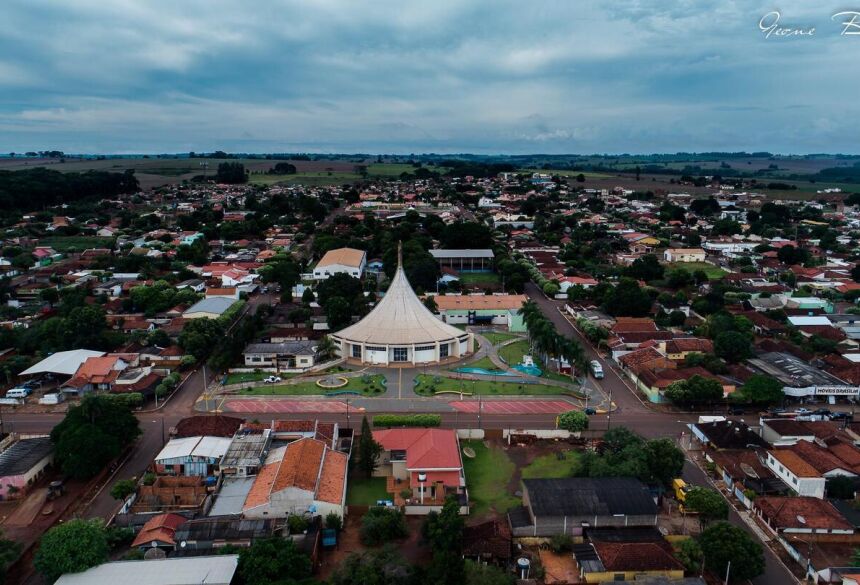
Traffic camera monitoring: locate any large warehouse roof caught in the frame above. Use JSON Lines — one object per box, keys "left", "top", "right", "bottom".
{"left": 334, "top": 247, "right": 464, "bottom": 345}
{"left": 20, "top": 349, "right": 105, "bottom": 377}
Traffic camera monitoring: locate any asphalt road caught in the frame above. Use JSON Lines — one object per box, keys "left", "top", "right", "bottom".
{"left": 4, "top": 286, "right": 799, "bottom": 584}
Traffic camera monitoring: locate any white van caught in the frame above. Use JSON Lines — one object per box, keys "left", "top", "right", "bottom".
{"left": 590, "top": 360, "right": 604, "bottom": 379}
{"left": 39, "top": 392, "right": 66, "bottom": 405}
{"left": 6, "top": 388, "right": 29, "bottom": 399}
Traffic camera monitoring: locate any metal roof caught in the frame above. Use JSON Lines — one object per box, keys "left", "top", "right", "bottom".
{"left": 429, "top": 249, "right": 495, "bottom": 259}
{"left": 183, "top": 297, "right": 237, "bottom": 316}
{"left": 20, "top": 349, "right": 105, "bottom": 377}
{"left": 0, "top": 437, "right": 52, "bottom": 477}
{"left": 54, "top": 555, "right": 239, "bottom": 585}
{"left": 155, "top": 436, "right": 232, "bottom": 462}
{"left": 522, "top": 477, "right": 657, "bottom": 518}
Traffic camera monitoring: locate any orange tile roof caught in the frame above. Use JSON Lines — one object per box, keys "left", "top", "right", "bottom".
{"left": 316, "top": 247, "right": 366, "bottom": 268}
{"left": 317, "top": 450, "right": 348, "bottom": 505}
{"left": 433, "top": 295, "right": 527, "bottom": 311}
{"left": 770, "top": 449, "right": 822, "bottom": 478}
{"left": 274, "top": 438, "right": 325, "bottom": 492}
{"left": 243, "top": 461, "right": 279, "bottom": 510}
{"left": 756, "top": 496, "right": 852, "bottom": 530}
{"left": 131, "top": 513, "right": 187, "bottom": 547}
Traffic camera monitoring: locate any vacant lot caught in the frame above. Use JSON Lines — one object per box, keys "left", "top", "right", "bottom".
{"left": 462, "top": 440, "right": 518, "bottom": 517}
{"left": 521, "top": 450, "right": 581, "bottom": 479}
{"left": 665, "top": 261, "right": 726, "bottom": 280}
{"left": 40, "top": 236, "right": 114, "bottom": 252}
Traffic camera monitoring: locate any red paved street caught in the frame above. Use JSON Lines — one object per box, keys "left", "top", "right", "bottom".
{"left": 448, "top": 400, "right": 573, "bottom": 414}
{"left": 223, "top": 399, "right": 363, "bottom": 413}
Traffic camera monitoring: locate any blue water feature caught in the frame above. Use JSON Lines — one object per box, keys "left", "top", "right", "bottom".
{"left": 513, "top": 364, "right": 543, "bottom": 376}
{"left": 453, "top": 367, "right": 519, "bottom": 376}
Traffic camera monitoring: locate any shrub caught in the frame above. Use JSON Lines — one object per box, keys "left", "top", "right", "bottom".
{"left": 373, "top": 414, "right": 441, "bottom": 428}
{"left": 550, "top": 534, "right": 573, "bottom": 553}
{"left": 107, "top": 392, "right": 143, "bottom": 408}
{"left": 325, "top": 511, "right": 343, "bottom": 531}
{"left": 288, "top": 515, "right": 308, "bottom": 534}
{"left": 360, "top": 507, "right": 408, "bottom": 546}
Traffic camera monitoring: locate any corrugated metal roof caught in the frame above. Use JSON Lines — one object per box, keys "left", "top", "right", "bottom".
{"left": 54, "top": 555, "right": 239, "bottom": 585}
{"left": 155, "top": 436, "right": 232, "bottom": 462}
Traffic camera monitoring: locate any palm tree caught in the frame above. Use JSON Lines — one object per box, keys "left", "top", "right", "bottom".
{"left": 316, "top": 335, "right": 337, "bottom": 361}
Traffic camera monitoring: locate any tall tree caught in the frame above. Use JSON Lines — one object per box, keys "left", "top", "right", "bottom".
{"left": 699, "top": 521, "right": 765, "bottom": 582}
{"left": 34, "top": 519, "right": 109, "bottom": 583}
{"left": 356, "top": 416, "right": 382, "bottom": 477}
{"left": 236, "top": 537, "right": 312, "bottom": 585}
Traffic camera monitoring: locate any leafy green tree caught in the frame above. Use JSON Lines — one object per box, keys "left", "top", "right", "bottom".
{"left": 50, "top": 396, "right": 141, "bottom": 479}
{"left": 423, "top": 295, "right": 438, "bottom": 312}
{"left": 625, "top": 254, "right": 665, "bottom": 282}
{"left": 301, "top": 287, "right": 315, "bottom": 305}
{"left": 325, "top": 297, "right": 352, "bottom": 330}
{"left": 736, "top": 374, "right": 783, "bottom": 405}
{"left": 423, "top": 496, "right": 464, "bottom": 554}
{"left": 557, "top": 410, "right": 589, "bottom": 433}
{"left": 236, "top": 537, "right": 311, "bottom": 585}
{"left": 0, "top": 530, "right": 22, "bottom": 584}
{"left": 34, "top": 519, "right": 109, "bottom": 583}
{"left": 673, "top": 538, "right": 703, "bottom": 573}
{"left": 643, "top": 438, "right": 684, "bottom": 488}
{"left": 356, "top": 416, "right": 382, "bottom": 477}
{"left": 714, "top": 330, "right": 752, "bottom": 363}
{"left": 215, "top": 162, "right": 247, "bottom": 184}
{"left": 665, "top": 375, "right": 723, "bottom": 407}
{"left": 330, "top": 547, "right": 413, "bottom": 585}
{"left": 699, "top": 521, "right": 765, "bottom": 582}
{"left": 360, "top": 508, "right": 408, "bottom": 546}
{"left": 684, "top": 487, "right": 729, "bottom": 526}
{"left": 109, "top": 479, "right": 136, "bottom": 501}
{"left": 604, "top": 278, "right": 653, "bottom": 317}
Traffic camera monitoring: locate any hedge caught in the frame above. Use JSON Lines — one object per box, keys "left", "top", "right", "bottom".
{"left": 106, "top": 392, "right": 144, "bottom": 408}
{"left": 373, "top": 414, "right": 441, "bottom": 428}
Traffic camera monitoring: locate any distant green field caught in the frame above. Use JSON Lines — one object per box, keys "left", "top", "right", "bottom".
{"left": 458, "top": 273, "right": 501, "bottom": 285}
{"left": 665, "top": 261, "right": 726, "bottom": 280}
{"left": 41, "top": 236, "right": 114, "bottom": 252}
{"left": 517, "top": 168, "right": 613, "bottom": 179}
{"left": 249, "top": 171, "right": 360, "bottom": 186}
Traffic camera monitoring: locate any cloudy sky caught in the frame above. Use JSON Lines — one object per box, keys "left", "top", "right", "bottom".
{"left": 1, "top": 0, "right": 858, "bottom": 154}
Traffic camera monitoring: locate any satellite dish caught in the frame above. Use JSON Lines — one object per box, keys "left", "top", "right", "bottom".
{"left": 144, "top": 548, "right": 166, "bottom": 560}
{"left": 740, "top": 463, "right": 759, "bottom": 479}
{"left": 180, "top": 541, "right": 187, "bottom": 548}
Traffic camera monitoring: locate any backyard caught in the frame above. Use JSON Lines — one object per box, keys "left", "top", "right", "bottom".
{"left": 462, "top": 440, "right": 519, "bottom": 517}
{"left": 346, "top": 476, "right": 389, "bottom": 506}
{"left": 521, "top": 450, "right": 582, "bottom": 479}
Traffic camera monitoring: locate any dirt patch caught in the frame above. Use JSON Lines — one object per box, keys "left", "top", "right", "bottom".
{"left": 540, "top": 549, "right": 581, "bottom": 584}
{"left": 318, "top": 512, "right": 431, "bottom": 581}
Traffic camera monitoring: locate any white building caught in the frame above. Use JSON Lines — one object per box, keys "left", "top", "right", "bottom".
{"left": 766, "top": 450, "right": 827, "bottom": 499}
{"left": 662, "top": 248, "right": 706, "bottom": 263}
{"left": 312, "top": 247, "right": 367, "bottom": 280}
{"left": 332, "top": 246, "right": 473, "bottom": 365}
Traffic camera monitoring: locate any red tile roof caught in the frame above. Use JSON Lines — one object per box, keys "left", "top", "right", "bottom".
{"left": 593, "top": 541, "right": 684, "bottom": 572}
{"left": 373, "top": 428, "right": 462, "bottom": 472}
{"left": 131, "top": 513, "right": 187, "bottom": 547}
{"left": 756, "top": 496, "right": 852, "bottom": 531}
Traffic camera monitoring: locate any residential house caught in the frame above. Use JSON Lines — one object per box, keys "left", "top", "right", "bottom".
{"left": 433, "top": 294, "right": 527, "bottom": 332}
{"left": 131, "top": 513, "right": 187, "bottom": 551}
{"left": 172, "top": 517, "right": 275, "bottom": 553}
{"left": 242, "top": 437, "right": 348, "bottom": 519}
{"left": 62, "top": 355, "right": 129, "bottom": 395}
{"left": 575, "top": 540, "right": 685, "bottom": 583}
{"left": 372, "top": 428, "right": 468, "bottom": 513}
{"left": 242, "top": 341, "right": 318, "bottom": 372}
{"left": 755, "top": 496, "right": 854, "bottom": 539}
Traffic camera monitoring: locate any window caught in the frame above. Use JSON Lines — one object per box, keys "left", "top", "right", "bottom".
{"left": 367, "top": 346, "right": 386, "bottom": 352}
{"left": 352, "top": 345, "right": 362, "bottom": 359}
{"left": 440, "top": 344, "right": 449, "bottom": 358}
{"left": 415, "top": 345, "right": 434, "bottom": 352}
{"left": 393, "top": 347, "right": 408, "bottom": 362}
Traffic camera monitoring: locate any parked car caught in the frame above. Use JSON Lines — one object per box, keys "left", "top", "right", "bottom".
{"left": 263, "top": 376, "right": 282, "bottom": 384}
{"left": 812, "top": 408, "right": 832, "bottom": 416}
{"left": 584, "top": 407, "right": 596, "bottom": 415}
{"left": 5, "top": 388, "right": 30, "bottom": 399}
{"left": 590, "top": 360, "right": 604, "bottom": 379}
{"left": 830, "top": 412, "right": 852, "bottom": 421}
{"left": 767, "top": 407, "right": 786, "bottom": 415}
{"left": 796, "top": 408, "right": 810, "bottom": 415}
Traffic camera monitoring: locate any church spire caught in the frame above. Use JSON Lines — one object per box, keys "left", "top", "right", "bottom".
{"left": 397, "top": 241, "right": 403, "bottom": 268}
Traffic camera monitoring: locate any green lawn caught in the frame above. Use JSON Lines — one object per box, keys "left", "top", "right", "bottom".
{"left": 239, "top": 374, "right": 386, "bottom": 396}
{"left": 40, "top": 236, "right": 115, "bottom": 252}
{"left": 498, "top": 340, "right": 530, "bottom": 366}
{"left": 521, "top": 451, "right": 582, "bottom": 479}
{"left": 665, "top": 261, "right": 726, "bottom": 280}
{"left": 346, "top": 476, "right": 390, "bottom": 506}
{"left": 414, "top": 374, "right": 568, "bottom": 396}
{"left": 481, "top": 332, "right": 521, "bottom": 346}
{"left": 458, "top": 273, "right": 501, "bottom": 285}
{"left": 226, "top": 371, "right": 274, "bottom": 385}
{"left": 462, "top": 440, "right": 519, "bottom": 516}
{"left": 459, "top": 356, "right": 497, "bottom": 370}
{"left": 249, "top": 171, "right": 361, "bottom": 186}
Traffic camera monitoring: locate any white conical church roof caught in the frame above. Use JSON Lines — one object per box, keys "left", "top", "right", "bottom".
{"left": 333, "top": 246, "right": 464, "bottom": 346}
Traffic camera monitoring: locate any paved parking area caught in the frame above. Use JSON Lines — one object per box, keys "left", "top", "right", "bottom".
{"left": 449, "top": 400, "right": 573, "bottom": 414}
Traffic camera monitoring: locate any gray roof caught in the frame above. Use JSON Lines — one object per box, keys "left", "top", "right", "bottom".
{"left": 20, "top": 349, "right": 105, "bottom": 377}
{"left": 175, "top": 517, "right": 274, "bottom": 543}
{"left": 54, "top": 555, "right": 239, "bottom": 585}
{"left": 183, "top": 297, "right": 236, "bottom": 316}
{"left": 243, "top": 341, "right": 317, "bottom": 356}
{"left": 0, "top": 437, "right": 52, "bottom": 477}
{"left": 208, "top": 477, "right": 255, "bottom": 517}
{"left": 429, "top": 249, "right": 495, "bottom": 259}
{"left": 522, "top": 477, "right": 657, "bottom": 518}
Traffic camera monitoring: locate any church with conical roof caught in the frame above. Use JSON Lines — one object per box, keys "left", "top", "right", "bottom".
{"left": 331, "top": 245, "right": 474, "bottom": 366}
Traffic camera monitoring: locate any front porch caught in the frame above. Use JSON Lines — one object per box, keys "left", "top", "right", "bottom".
{"left": 385, "top": 476, "right": 468, "bottom": 513}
